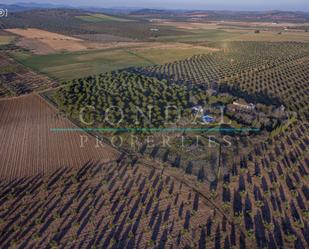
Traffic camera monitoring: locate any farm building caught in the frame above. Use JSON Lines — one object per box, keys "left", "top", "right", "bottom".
{"left": 231, "top": 99, "right": 256, "bottom": 111}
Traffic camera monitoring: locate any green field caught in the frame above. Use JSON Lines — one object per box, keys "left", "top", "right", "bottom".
{"left": 11, "top": 49, "right": 152, "bottom": 81}
{"left": 11, "top": 46, "right": 213, "bottom": 81}
{"left": 0, "top": 35, "right": 15, "bottom": 46}
{"left": 128, "top": 46, "right": 214, "bottom": 64}
{"left": 152, "top": 28, "right": 308, "bottom": 43}
{"left": 225, "top": 30, "right": 309, "bottom": 43}
{"left": 9, "top": 28, "right": 240, "bottom": 82}
{"left": 76, "top": 13, "right": 135, "bottom": 23}
{"left": 154, "top": 29, "right": 246, "bottom": 42}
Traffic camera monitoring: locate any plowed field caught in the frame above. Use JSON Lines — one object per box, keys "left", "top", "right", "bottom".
{"left": 0, "top": 94, "right": 119, "bottom": 180}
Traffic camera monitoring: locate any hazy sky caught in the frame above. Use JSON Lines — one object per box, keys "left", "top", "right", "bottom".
{"left": 3, "top": 0, "right": 309, "bottom": 11}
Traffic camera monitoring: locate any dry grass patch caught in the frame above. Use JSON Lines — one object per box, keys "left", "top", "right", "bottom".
{"left": 6, "top": 28, "right": 88, "bottom": 54}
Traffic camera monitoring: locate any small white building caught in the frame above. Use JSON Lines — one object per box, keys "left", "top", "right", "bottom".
{"left": 192, "top": 105, "right": 204, "bottom": 113}
{"left": 232, "top": 100, "right": 255, "bottom": 111}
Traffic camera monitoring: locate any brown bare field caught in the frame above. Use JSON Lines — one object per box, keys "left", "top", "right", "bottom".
{"left": 0, "top": 94, "right": 119, "bottom": 180}
{"left": 131, "top": 42, "right": 220, "bottom": 52}
{"left": 158, "top": 21, "right": 220, "bottom": 30}
{"left": 5, "top": 28, "right": 218, "bottom": 55}
{"left": 6, "top": 28, "right": 83, "bottom": 41}
{"left": 5, "top": 28, "right": 88, "bottom": 54}
{"left": 75, "top": 33, "right": 134, "bottom": 42}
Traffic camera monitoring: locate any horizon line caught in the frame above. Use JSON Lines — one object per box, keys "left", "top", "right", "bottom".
{"left": 4, "top": 2, "right": 309, "bottom": 13}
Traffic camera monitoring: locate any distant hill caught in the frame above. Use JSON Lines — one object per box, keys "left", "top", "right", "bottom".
{"left": 130, "top": 9, "right": 185, "bottom": 15}
{"left": 1, "top": 4, "right": 308, "bottom": 22}
{"left": 0, "top": 3, "right": 137, "bottom": 14}
{"left": 0, "top": 4, "right": 35, "bottom": 12}
{"left": 0, "top": 2, "right": 72, "bottom": 13}
{"left": 130, "top": 9, "right": 309, "bottom": 23}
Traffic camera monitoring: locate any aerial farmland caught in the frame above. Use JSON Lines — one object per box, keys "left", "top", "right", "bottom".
{"left": 0, "top": 2, "right": 308, "bottom": 249}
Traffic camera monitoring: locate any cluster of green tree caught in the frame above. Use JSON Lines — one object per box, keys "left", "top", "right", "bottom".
{"left": 54, "top": 72, "right": 193, "bottom": 129}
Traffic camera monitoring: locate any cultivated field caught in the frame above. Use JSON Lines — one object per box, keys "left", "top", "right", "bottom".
{"left": 76, "top": 13, "right": 135, "bottom": 23}
{"left": 158, "top": 21, "right": 297, "bottom": 30}
{"left": 0, "top": 35, "right": 15, "bottom": 46}
{"left": 7, "top": 28, "right": 182, "bottom": 55}
{"left": 5, "top": 28, "right": 90, "bottom": 54}
{"left": 0, "top": 157, "right": 241, "bottom": 249}
{"left": 0, "top": 7, "right": 308, "bottom": 249}
{"left": 75, "top": 33, "right": 134, "bottom": 42}
{"left": 131, "top": 42, "right": 309, "bottom": 90}
{"left": 154, "top": 29, "right": 245, "bottom": 43}
{"left": 156, "top": 21, "right": 309, "bottom": 43}
{"left": 11, "top": 44, "right": 216, "bottom": 81}
{"left": 5, "top": 28, "right": 156, "bottom": 55}
{"left": 225, "top": 31, "right": 309, "bottom": 43}
{"left": 0, "top": 54, "right": 57, "bottom": 96}
{"left": 0, "top": 94, "right": 118, "bottom": 180}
